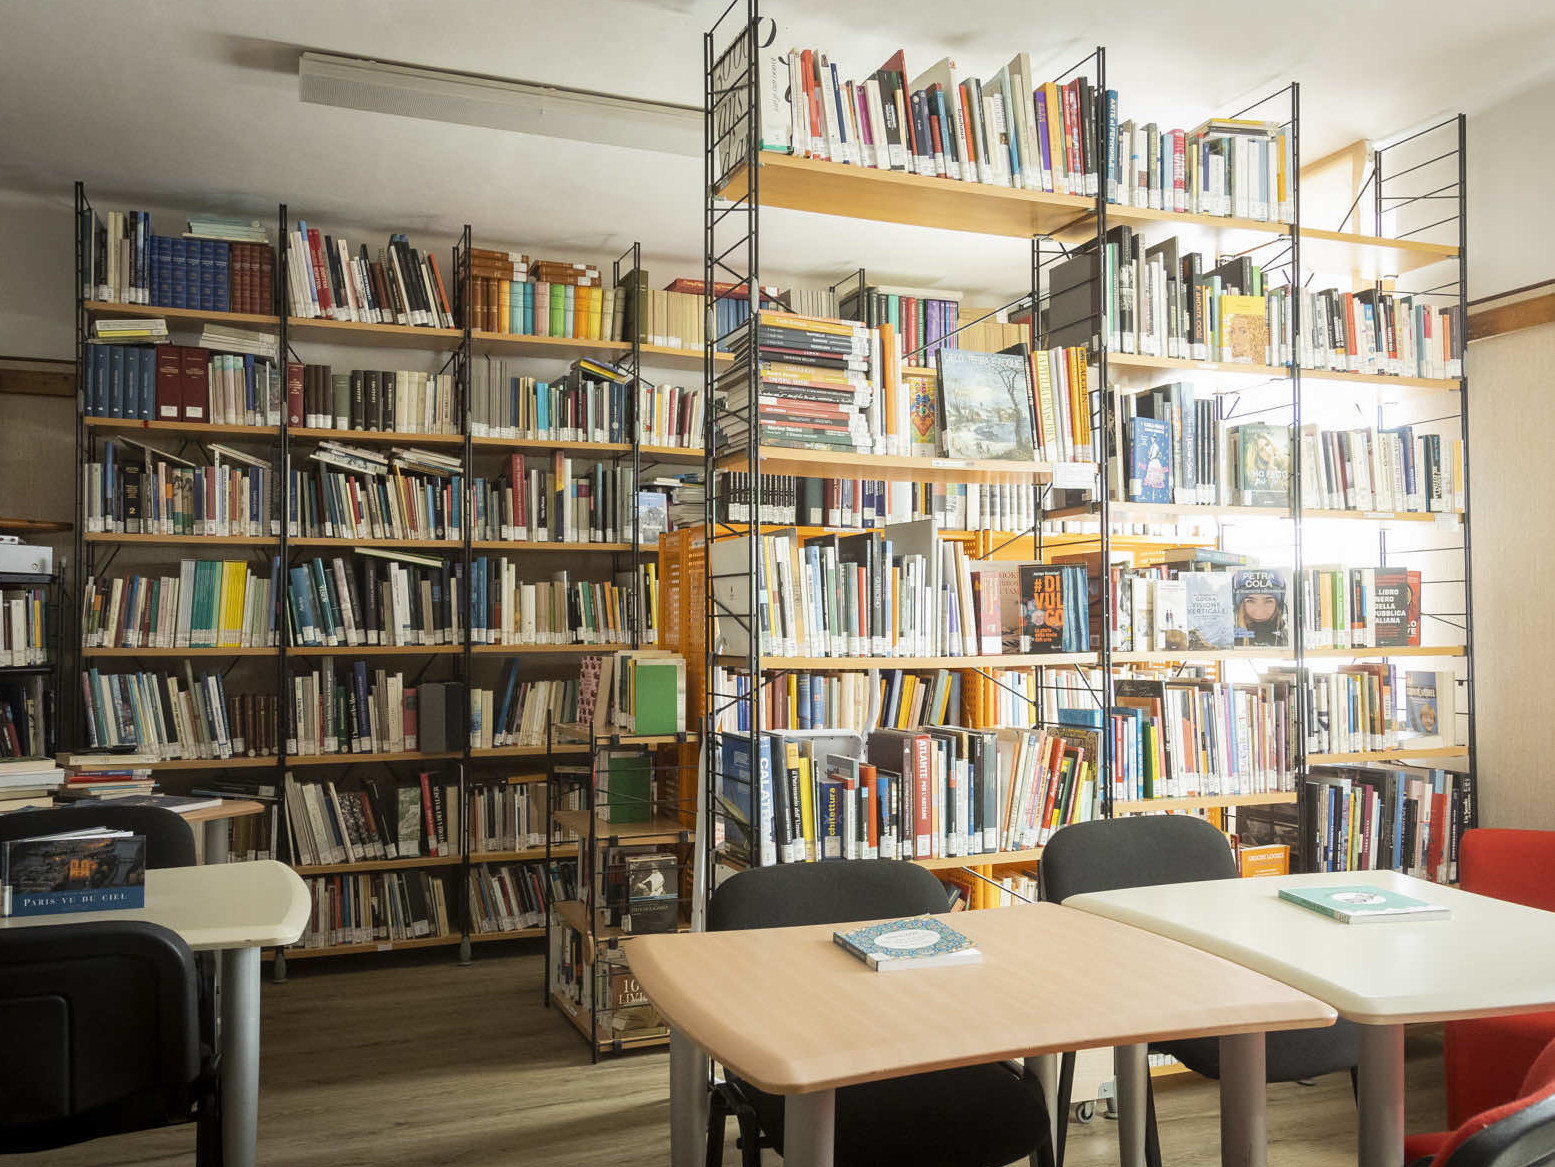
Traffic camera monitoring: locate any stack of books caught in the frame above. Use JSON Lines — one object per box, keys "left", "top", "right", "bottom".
{"left": 0, "top": 756, "right": 66, "bottom": 812}
{"left": 719, "top": 311, "right": 873, "bottom": 454}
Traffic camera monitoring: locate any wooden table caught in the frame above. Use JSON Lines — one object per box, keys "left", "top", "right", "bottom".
{"left": 627, "top": 903, "right": 1336, "bottom": 1167}
{"left": 182, "top": 797, "right": 267, "bottom": 863}
{"left": 1067, "top": 869, "right": 1555, "bottom": 1167}
{"left": 1, "top": 861, "right": 309, "bottom": 1167}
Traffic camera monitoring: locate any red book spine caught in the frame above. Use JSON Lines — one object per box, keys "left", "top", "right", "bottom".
{"left": 155, "top": 344, "right": 183, "bottom": 420}
{"left": 860, "top": 764, "right": 878, "bottom": 854}
{"left": 307, "top": 228, "right": 333, "bottom": 315}
{"left": 180, "top": 346, "right": 206, "bottom": 422}
{"left": 912, "top": 734, "right": 933, "bottom": 858}
{"left": 419, "top": 772, "right": 438, "bottom": 856}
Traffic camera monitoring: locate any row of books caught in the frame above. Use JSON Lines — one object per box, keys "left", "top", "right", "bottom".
{"left": 84, "top": 442, "right": 278, "bottom": 536}
{"left": 291, "top": 443, "right": 462, "bottom": 542}
{"left": 838, "top": 282, "right": 961, "bottom": 368}
{"left": 1108, "top": 114, "right": 1292, "bottom": 222}
{"left": 83, "top": 343, "right": 281, "bottom": 426}
{"left": 282, "top": 771, "right": 460, "bottom": 865}
{"left": 291, "top": 871, "right": 452, "bottom": 949}
{"left": 291, "top": 364, "right": 457, "bottom": 435}
{"left": 470, "top": 563, "right": 634, "bottom": 647}
{"left": 82, "top": 560, "right": 278, "bottom": 650}
{"left": 468, "top": 861, "right": 553, "bottom": 933}
{"left": 1, "top": 587, "right": 48, "bottom": 667}
{"left": 712, "top": 524, "right": 1091, "bottom": 659}
{"left": 1299, "top": 426, "right": 1464, "bottom": 514}
{"left": 0, "top": 677, "right": 53, "bottom": 762}
{"left": 468, "top": 454, "right": 637, "bottom": 545}
{"left": 1292, "top": 287, "right": 1463, "bottom": 380}
{"left": 716, "top": 473, "right": 1043, "bottom": 536}
{"left": 469, "top": 779, "right": 582, "bottom": 854}
{"left": 285, "top": 224, "right": 455, "bottom": 328}
{"left": 1300, "top": 665, "right": 1461, "bottom": 757}
{"left": 713, "top": 668, "right": 963, "bottom": 736}
{"left": 1108, "top": 676, "right": 1296, "bottom": 802}
{"left": 982, "top": 666, "right": 1106, "bottom": 732}
{"left": 936, "top": 345, "right": 1093, "bottom": 463}
{"left": 79, "top": 667, "right": 273, "bottom": 759}
{"left": 1300, "top": 567, "right": 1423, "bottom": 650}
{"left": 79, "top": 208, "right": 274, "bottom": 311}
{"left": 469, "top": 674, "right": 577, "bottom": 750}
{"left": 1301, "top": 765, "right": 1472, "bottom": 884}
{"left": 287, "top": 552, "right": 457, "bottom": 649}
{"left": 285, "top": 667, "right": 462, "bottom": 758}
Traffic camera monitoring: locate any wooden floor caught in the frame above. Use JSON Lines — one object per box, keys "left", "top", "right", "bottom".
{"left": 23, "top": 944, "right": 1448, "bottom": 1166}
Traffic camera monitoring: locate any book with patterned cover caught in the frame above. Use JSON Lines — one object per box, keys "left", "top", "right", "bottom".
{"left": 833, "top": 914, "right": 982, "bottom": 971}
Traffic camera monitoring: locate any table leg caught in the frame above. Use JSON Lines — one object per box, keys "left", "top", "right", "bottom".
{"left": 1219, "top": 1031, "right": 1268, "bottom": 1167}
{"left": 784, "top": 1089, "right": 836, "bottom": 1167}
{"left": 669, "top": 1029, "right": 709, "bottom": 1167}
{"left": 220, "top": 946, "right": 261, "bottom": 1167}
{"left": 1024, "top": 1054, "right": 1060, "bottom": 1165}
{"left": 1358, "top": 1023, "right": 1405, "bottom": 1167}
{"left": 202, "top": 818, "right": 229, "bottom": 865}
{"left": 1116, "top": 1043, "right": 1148, "bottom": 1167}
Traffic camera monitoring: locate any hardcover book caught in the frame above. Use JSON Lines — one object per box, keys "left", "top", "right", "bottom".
{"left": 1185, "top": 571, "right": 1235, "bottom": 650}
{"left": 623, "top": 852, "right": 679, "bottom": 934}
{"left": 2, "top": 829, "right": 146, "bottom": 917}
{"left": 1232, "top": 568, "right": 1289, "bottom": 648}
{"left": 1278, "top": 884, "right": 1449, "bottom": 925}
{"left": 833, "top": 914, "right": 982, "bottom": 971}
{"left": 934, "top": 349, "right": 1036, "bottom": 460}
{"left": 1127, "top": 417, "right": 1171, "bottom": 503}
{"left": 1235, "top": 424, "right": 1291, "bottom": 507}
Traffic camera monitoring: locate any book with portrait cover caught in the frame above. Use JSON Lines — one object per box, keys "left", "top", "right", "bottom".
{"left": 1405, "top": 670, "right": 1456, "bottom": 748}
{"left": 1232, "top": 568, "right": 1289, "bottom": 647}
{"left": 1234, "top": 423, "right": 1291, "bottom": 507}
{"left": 2, "top": 829, "right": 146, "bottom": 917}
{"left": 1221, "top": 294, "right": 1270, "bottom": 364}
{"left": 934, "top": 349, "right": 1036, "bottom": 460}
{"left": 1018, "top": 565, "right": 1068, "bottom": 653}
{"left": 1128, "top": 417, "right": 1171, "bottom": 503}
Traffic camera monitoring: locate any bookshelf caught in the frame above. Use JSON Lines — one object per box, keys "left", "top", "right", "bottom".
{"left": 69, "top": 186, "right": 699, "bottom": 974}
{"left": 698, "top": 11, "right": 1476, "bottom": 892}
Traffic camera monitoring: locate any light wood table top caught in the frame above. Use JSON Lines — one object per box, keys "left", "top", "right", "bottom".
{"left": 182, "top": 798, "right": 267, "bottom": 823}
{"left": 1067, "top": 869, "right": 1555, "bottom": 1025}
{"left": 627, "top": 902, "right": 1335, "bottom": 1094}
{"left": 0, "top": 860, "right": 309, "bottom": 951}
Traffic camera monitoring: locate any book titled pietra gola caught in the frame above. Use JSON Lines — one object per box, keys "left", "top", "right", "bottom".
{"left": 1, "top": 829, "right": 146, "bottom": 917}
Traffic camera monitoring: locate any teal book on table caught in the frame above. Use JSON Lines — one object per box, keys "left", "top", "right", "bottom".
{"left": 1278, "top": 884, "right": 1450, "bottom": 925}
{"left": 833, "top": 915, "right": 982, "bottom": 972}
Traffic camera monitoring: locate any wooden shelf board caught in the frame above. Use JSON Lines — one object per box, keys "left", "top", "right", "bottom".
{"left": 1299, "top": 228, "right": 1459, "bottom": 278}
{"left": 469, "top": 540, "right": 634, "bottom": 553}
{"left": 469, "top": 743, "right": 588, "bottom": 758}
{"left": 0, "top": 518, "right": 71, "bottom": 533}
{"left": 85, "top": 533, "right": 276, "bottom": 546}
{"left": 716, "top": 653, "right": 1098, "bottom": 671}
{"left": 549, "top": 989, "right": 671, "bottom": 1051}
{"left": 1053, "top": 502, "right": 1460, "bottom": 525}
{"left": 1108, "top": 353, "right": 1289, "bottom": 381}
{"left": 287, "top": 538, "right": 462, "bottom": 550}
{"left": 135, "top": 756, "right": 279, "bottom": 772}
{"left": 553, "top": 724, "right": 698, "bottom": 747}
{"left": 1102, "top": 203, "right": 1292, "bottom": 237}
{"left": 470, "top": 643, "right": 627, "bottom": 655}
{"left": 471, "top": 435, "right": 631, "bottom": 455}
{"left": 1305, "top": 645, "right": 1465, "bottom": 659}
{"left": 469, "top": 927, "right": 546, "bottom": 943}
{"left": 642, "top": 343, "right": 727, "bottom": 370}
{"left": 292, "top": 854, "right": 462, "bottom": 876}
{"left": 286, "top": 317, "right": 464, "bottom": 350}
{"left": 717, "top": 446, "right": 1060, "bottom": 486}
{"left": 638, "top": 444, "right": 704, "bottom": 463}
{"left": 287, "top": 644, "right": 463, "bottom": 657}
{"left": 718, "top": 153, "right": 1096, "bottom": 239}
{"left": 287, "top": 427, "right": 465, "bottom": 446}
{"left": 1114, "top": 645, "right": 1463, "bottom": 663}
{"left": 1300, "top": 369, "right": 1463, "bottom": 392}
{"left": 279, "top": 934, "right": 461, "bottom": 960}
{"left": 1304, "top": 509, "right": 1461, "bottom": 524}
{"left": 913, "top": 848, "right": 1043, "bottom": 871}
{"left": 469, "top": 842, "right": 579, "bottom": 864}
{"left": 471, "top": 331, "right": 629, "bottom": 360}
{"left": 286, "top": 750, "right": 462, "bottom": 767}
{"left": 84, "top": 417, "right": 279, "bottom": 437}
{"left": 1308, "top": 746, "right": 1469, "bottom": 765}
{"left": 83, "top": 646, "right": 275, "bottom": 657}
{"left": 87, "top": 301, "right": 280, "bottom": 328}
{"left": 1113, "top": 791, "right": 1298, "bottom": 814}
{"left": 550, "top": 809, "right": 692, "bottom": 844}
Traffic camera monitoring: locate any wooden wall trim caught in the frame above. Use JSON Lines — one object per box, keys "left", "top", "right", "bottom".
{"left": 1469, "top": 291, "right": 1555, "bottom": 342}
{"left": 0, "top": 356, "right": 73, "bottom": 398}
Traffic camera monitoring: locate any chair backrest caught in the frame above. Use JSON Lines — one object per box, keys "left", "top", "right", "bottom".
{"left": 708, "top": 859, "right": 951, "bottom": 932}
{"left": 0, "top": 921, "right": 200, "bottom": 1152}
{"left": 1435, "top": 1039, "right": 1555, "bottom": 1166}
{"left": 1038, "top": 816, "right": 1238, "bottom": 904}
{"left": 1460, "top": 830, "right": 1555, "bottom": 914}
{"left": 0, "top": 805, "right": 196, "bottom": 869}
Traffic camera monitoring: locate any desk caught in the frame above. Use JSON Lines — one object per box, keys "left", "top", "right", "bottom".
{"left": 1067, "top": 869, "right": 1555, "bottom": 1167}
{"left": 628, "top": 903, "right": 1335, "bottom": 1167}
{"left": 1, "top": 860, "right": 309, "bottom": 1167}
{"left": 182, "top": 798, "right": 267, "bottom": 863}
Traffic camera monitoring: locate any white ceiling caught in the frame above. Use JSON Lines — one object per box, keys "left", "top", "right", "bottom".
{"left": 3, "top": 0, "right": 1554, "bottom": 303}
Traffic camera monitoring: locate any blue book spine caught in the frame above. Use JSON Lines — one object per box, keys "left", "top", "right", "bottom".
{"left": 139, "top": 346, "right": 156, "bottom": 420}
{"left": 214, "top": 242, "right": 230, "bottom": 312}
{"left": 243, "top": 355, "right": 256, "bottom": 423}
{"left": 719, "top": 735, "right": 754, "bottom": 854}
{"left": 6, "top": 885, "right": 146, "bottom": 917}
{"left": 757, "top": 732, "right": 777, "bottom": 866}
{"left": 796, "top": 674, "right": 812, "bottom": 730}
{"left": 108, "top": 345, "right": 125, "bottom": 418}
{"left": 84, "top": 345, "right": 101, "bottom": 415}
{"left": 199, "top": 239, "right": 215, "bottom": 311}
{"left": 351, "top": 661, "right": 371, "bottom": 750}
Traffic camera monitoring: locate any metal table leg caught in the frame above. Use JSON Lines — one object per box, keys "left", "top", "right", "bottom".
{"left": 670, "top": 1029, "right": 710, "bottom": 1167}
{"left": 1116, "top": 1044, "right": 1149, "bottom": 1167}
{"left": 220, "top": 946, "right": 261, "bottom": 1167}
{"left": 1358, "top": 1023, "right": 1405, "bottom": 1167}
{"left": 203, "top": 817, "right": 229, "bottom": 865}
{"left": 784, "top": 1089, "right": 836, "bottom": 1167}
{"left": 1025, "top": 1053, "right": 1061, "bottom": 1166}
{"left": 1219, "top": 1031, "right": 1268, "bottom": 1167}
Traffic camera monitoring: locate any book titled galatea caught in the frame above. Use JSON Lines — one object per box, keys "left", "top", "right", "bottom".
{"left": 833, "top": 915, "right": 982, "bottom": 971}
{"left": 1, "top": 828, "right": 146, "bottom": 917}
{"left": 1278, "top": 884, "right": 1449, "bottom": 925}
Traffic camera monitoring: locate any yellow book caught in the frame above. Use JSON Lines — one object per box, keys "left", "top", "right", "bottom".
{"left": 797, "top": 754, "right": 816, "bottom": 863}
{"left": 498, "top": 281, "right": 512, "bottom": 335}
{"left": 590, "top": 285, "right": 604, "bottom": 341}
{"left": 1043, "top": 83, "right": 1067, "bottom": 193}
{"left": 1033, "top": 350, "right": 1057, "bottom": 458}
{"left": 896, "top": 675, "right": 918, "bottom": 730}
{"left": 1219, "top": 294, "right": 1269, "bottom": 364}
{"left": 786, "top": 674, "right": 798, "bottom": 726}
{"left": 218, "top": 561, "right": 243, "bottom": 648}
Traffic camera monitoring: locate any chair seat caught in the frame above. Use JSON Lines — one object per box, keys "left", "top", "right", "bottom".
{"left": 1153, "top": 1018, "right": 1361, "bottom": 1082}
{"left": 1404, "top": 1130, "right": 1448, "bottom": 1163}
{"left": 1444, "top": 1011, "right": 1555, "bottom": 1127}
{"left": 735, "top": 1061, "right": 1046, "bottom": 1167}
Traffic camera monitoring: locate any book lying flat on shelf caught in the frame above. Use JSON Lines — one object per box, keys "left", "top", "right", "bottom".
{"left": 833, "top": 914, "right": 981, "bottom": 971}
{"left": 2, "top": 829, "right": 147, "bottom": 917}
{"left": 1278, "top": 884, "right": 1449, "bottom": 925}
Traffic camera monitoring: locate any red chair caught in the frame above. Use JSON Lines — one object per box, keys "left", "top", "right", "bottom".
{"left": 1444, "top": 830, "right": 1555, "bottom": 1126}
{"left": 1406, "top": 1038, "right": 1555, "bottom": 1166}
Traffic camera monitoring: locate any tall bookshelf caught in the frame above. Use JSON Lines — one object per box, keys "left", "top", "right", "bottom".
{"left": 70, "top": 186, "right": 706, "bottom": 976}
{"left": 698, "top": 9, "right": 1474, "bottom": 896}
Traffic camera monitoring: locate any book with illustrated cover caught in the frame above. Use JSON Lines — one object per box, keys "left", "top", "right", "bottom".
{"left": 1018, "top": 566, "right": 1067, "bottom": 653}
{"left": 1128, "top": 417, "right": 1171, "bottom": 503}
{"left": 1220, "top": 294, "right": 1269, "bottom": 363}
{"left": 1233, "top": 423, "right": 1291, "bottom": 507}
{"left": 833, "top": 914, "right": 981, "bottom": 971}
{"left": 1233, "top": 569, "right": 1289, "bottom": 648}
{"left": 1185, "top": 571, "right": 1235, "bottom": 650}
{"left": 934, "top": 349, "right": 1035, "bottom": 460}
{"left": 2, "top": 829, "right": 146, "bottom": 917}
{"left": 1152, "top": 578, "right": 1188, "bottom": 652}
{"left": 623, "top": 852, "right": 679, "bottom": 934}
{"left": 1278, "top": 884, "right": 1449, "bottom": 924}
{"left": 1405, "top": 670, "right": 1456, "bottom": 747}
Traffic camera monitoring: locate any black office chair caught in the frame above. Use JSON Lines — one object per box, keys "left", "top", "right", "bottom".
{"left": 1039, "top": 816, "right": 1361, "bottom": 1167}
{"left": 0, "top": 804, "right": 197, "bottom": 868}
{"left": 705, "top": 859, "right": 1055, "bottom": 1167}
{"left": 0, "top": 920, "right": 221, "bottom": 1162}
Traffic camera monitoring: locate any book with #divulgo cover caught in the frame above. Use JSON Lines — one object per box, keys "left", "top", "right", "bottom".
{"left": 833, "top": 914, "right": 982, "bottom": 971}
{"left": 2, "top": 829, "right": 146, "bottom": 916}
{"left": 1278, "top": 884, "right": 1449, "bottom": 924}
{"left": 934, "top": 349, "right": 1036, "bottom": 460}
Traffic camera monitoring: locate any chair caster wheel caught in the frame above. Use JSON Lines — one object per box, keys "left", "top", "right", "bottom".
{"left": 1075, "top": 1101, "right": 1097, "bottom": 1124}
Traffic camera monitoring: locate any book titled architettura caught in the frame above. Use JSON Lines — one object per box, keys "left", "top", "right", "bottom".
{"left": 833, "top": 915, "right": 982, "bottom": 972}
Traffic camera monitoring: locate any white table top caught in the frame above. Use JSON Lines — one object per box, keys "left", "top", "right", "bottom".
{"left": 1068, "top": 870, "right": 1555, "bottom": 1025}
{"left": 1, "top": 860, "right": 310, "bottom": 951}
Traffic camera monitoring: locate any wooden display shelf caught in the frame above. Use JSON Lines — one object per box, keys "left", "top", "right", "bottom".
{"left": 1308, "top": 746, "right": 1469, "bottom": 766}
{"left": 84, "top": 417, "right": 279, "bottom": 437}
{"left": 551, "top": 809, "right": 692, "bottom": 844}
{"left": 471, "top": 330, "right": 631, "bottom": 361}
{"left": 469, "top": 743, "right": 588, "bottom": 758}
{"left": 471, "top": 435, "right": 631, "bottom": 455}
{"left": 717, "top": 152, "right": 1095, "bottom": 239}
{"left": 288, "top": 644, "right": 464, "bottom": 657}
{"left": 0, "top": 518, "right": 71, "bottom": 534}
{"left": 292, "top": 854, "right": 462, "bottom": 876}
{"left": 287, "top": 427, "right": 466, "bottom": 446}
{"left": 469, "top": 540, "right": 634, "bottom": 553}
{"left": 1057, "top": 501, "right": 1460, "bottom": 525}
{"left": 638, "top": 443, "right": 704, "bottom": 463}
{"left": 86, "top": 301, "right": 280, "bottom": 328}
{"left": 716, "top": 652, "right": 1098, "bottom": 671}
{"left": 82, "top": 646, "right": 276, "bottom": 658}
{"left": 469, "top": 927, "right": 547, "bottom": 943}
{"left": 85, "top": 533, "right": 276, "bottom": 546}
{"left": 1305, "top": 645, "right": 1465, "bottom": 659}
{"left": 1101, "top": 202, "right": 1292, "bottom": 238}
{"left": 1112, "top": 791, "right": 1298, "bottom": 814}
{"left": 132, "top": 756, "right": 279, "bottom": 772}
{"left": 552, "top": 898, "right": 691, "bottom": 947}
{"left": 287, "top": 750, "right": 462, "bottom": 767}
{"left": 913, "top": 848, "right": 1043, "bottom": 871}
{"left": 552, "top": 724, "right": 698, "bottom": 747}
{"left": 469, "top": 842, "right": 579, "bottom": 864}
{"left": 1299, "top": 228, "right": 1459, "bottom": 279}
{"left": 287, "top": 537, "right": 462, "bottom": 550}
{"left": 471, "top": 643, "right": 628, "bottom": 655}
{"left": 1108, "top": 353, "right": 1290, "bottom": 382}
{"left": 1115, "top": 645, "right": 1464, "bottom": 663}
{"left": 1300, "top": 368, "right": 1464, "bottom": 392}
{"left": 717, "top": 446, "right": 1060, "bottom": 486}
{"left": 550, "top": 990, "right": 671, "bottom": 1052}
{"left": 286, "top": 316, "right": 464, "bottom": 350}
{"left": 279, "top": 934, "right": 461, "bottom": 960}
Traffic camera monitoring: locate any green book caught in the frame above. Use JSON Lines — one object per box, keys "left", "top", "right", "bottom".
{"left": 191, "top": 560, "right": 218, "bottom": 648}
{"left": 1277, "top": 884, "right": 1450, "bottom": 925}
{"left": 630, "top": 662, "right": 680, "bottom": 736}
{"left": 549, "top": 284, "right": 565, "bottom": 337}
{"left": 605, "top": 752, "right": 652, "bottom": 824}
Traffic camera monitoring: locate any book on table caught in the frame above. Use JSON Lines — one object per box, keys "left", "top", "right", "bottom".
{"left": 1278, "top": 884, "right": 1449, "bottom": 924}
{"left": 833, "top": 914, "right": 982, "bottom": 971}
{"left": 2, "top": 828, "right": 147, "bottom": 917}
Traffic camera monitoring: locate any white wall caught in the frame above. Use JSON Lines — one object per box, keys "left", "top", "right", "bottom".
{"left": 1468, "top": 74, "right": 1555, "bottom": 299}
